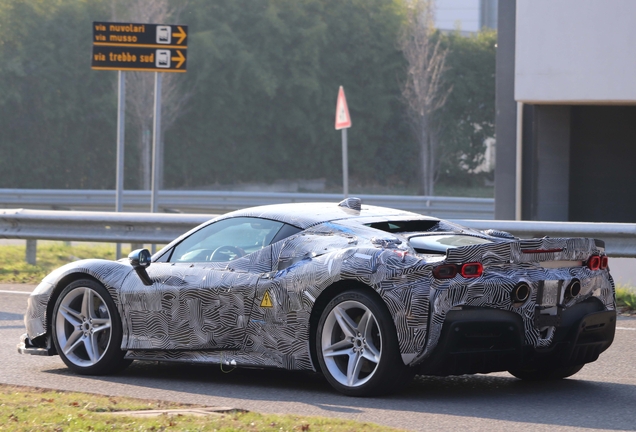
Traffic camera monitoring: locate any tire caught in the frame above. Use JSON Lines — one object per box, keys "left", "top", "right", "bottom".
{"left": 316, "top": 288, "right": 414, "bottom": 396}
{"left": 508, "top": 364, "right": 584, "bottom": 381}
{"left": 51, "top": 279, "right": 131, "bottom": 375}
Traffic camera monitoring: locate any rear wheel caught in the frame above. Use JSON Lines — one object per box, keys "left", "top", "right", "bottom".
{"left": 508, "top": 364, "right": 584, "bottom": 381}
{"left": 52, "top": 279, "right": 130, "bottom": 375}
{"left": 316, "top": 289, "right": 414, "bottom": 396}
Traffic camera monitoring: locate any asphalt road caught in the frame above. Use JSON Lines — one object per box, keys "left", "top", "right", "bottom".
{"left": 2, "top": 284, "right": 635, "bottom": 432}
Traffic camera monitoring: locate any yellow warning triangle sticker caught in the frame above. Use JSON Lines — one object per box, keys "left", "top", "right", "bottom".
{"left": 260, "top": 291, "right": 273, "bottom": 308}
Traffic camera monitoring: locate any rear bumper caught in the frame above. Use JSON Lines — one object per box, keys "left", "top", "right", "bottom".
{"left": 418, "top": 300, "right": 616, "bottom": 376}
{"left": 17, "top": 333, "right": 56, "bottom": 356}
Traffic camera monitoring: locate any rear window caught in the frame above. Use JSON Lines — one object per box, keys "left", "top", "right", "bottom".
{"left": 409, "top": 234, "right": 492, "bottom": 254}
{"left": 365, "top": 220, "right": 439, "bottom": 233}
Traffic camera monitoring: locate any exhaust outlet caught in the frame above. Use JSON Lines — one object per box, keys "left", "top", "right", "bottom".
{"left": 511, "top": 283, "right": 530, "bottom": 307}
{"left": 565, "top": 280, "right": 581, "bottom": 300}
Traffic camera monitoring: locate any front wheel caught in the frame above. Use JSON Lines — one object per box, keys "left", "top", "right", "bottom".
{"left": 508, "top": 364, "right": 584, "bottom": 381}
{"left": 316, "top": 289, "right": 413, "bottom": 396}
{"left": 52, "top": 279, "right": 130, "bottom": 375}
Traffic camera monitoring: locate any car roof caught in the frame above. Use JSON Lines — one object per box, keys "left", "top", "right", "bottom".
{"left": 216, "top": 199, "right": 439, "bottom": 230}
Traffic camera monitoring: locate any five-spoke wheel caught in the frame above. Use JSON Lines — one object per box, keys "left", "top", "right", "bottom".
{"left": 52, "top": 279, "right": 130, "bottom": 375}
{"left": 320, "top": 300, "right": 382, "bottom": 388}
{"left": 316, "top": 289, "right": 413, "bottom": 396}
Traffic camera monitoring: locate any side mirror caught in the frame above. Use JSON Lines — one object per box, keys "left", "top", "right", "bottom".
{"left": 128, "top": 249, "right": 153, "bottom": 286}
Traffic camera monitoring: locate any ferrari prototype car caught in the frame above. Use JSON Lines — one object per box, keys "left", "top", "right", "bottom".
{"left": 19, "top": 198, "right": 616, "bottom": 396}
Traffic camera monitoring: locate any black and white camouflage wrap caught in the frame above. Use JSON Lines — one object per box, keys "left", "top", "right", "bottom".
{"left": 24, "top": 202, "right": 615, "bottom": 371}
{"left": 25, "top": 260, "right": 131, "bottom": 339}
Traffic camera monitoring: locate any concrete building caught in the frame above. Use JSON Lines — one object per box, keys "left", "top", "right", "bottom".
{"left": 435, "top": 0, "right": 498, "bottom": 33}
{"left": 495, "top": 0, "right": 636, "bottom": 223}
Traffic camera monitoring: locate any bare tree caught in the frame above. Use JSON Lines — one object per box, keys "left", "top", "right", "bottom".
{"left": 111, "top": 0, "right": 191, "bottom": 189}
{"left": 399, "top": 0, "right": 451, "bottom": 196}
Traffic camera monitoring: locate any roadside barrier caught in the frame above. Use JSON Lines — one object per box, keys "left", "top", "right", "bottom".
{"left": 2, "top": 209, "right": 634, "bottom": 264}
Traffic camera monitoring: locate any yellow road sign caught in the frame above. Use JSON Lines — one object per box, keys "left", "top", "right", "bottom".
{"left": 91, "top": 46, "right": 187, "bottom": 73}
{"left": 92, "top": 22, "right": 188, "bottom": 73}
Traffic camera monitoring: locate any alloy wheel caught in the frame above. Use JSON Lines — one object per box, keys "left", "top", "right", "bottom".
{"left": 55, "top": 286, "right": 112, "bottom": 367}
{"left": 320, "top": 300, "right": 382, "bottom": 387}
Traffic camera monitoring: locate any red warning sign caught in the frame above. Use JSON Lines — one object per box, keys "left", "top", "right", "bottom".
{"left": 335, "top": 86, "right": 352, "bottom": 130}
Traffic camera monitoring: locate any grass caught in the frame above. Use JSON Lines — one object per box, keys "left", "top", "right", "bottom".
{"left": 0, "top": 384, "right": 400, "bottom": 432}
{"left": 0, "top": 242, "right": 130, "bottom": 284}
{"left": 616, "top": 284, "right": 636, "bottom": 310}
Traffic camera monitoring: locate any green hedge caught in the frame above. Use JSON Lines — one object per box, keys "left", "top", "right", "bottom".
{"left": 0, "top": 0, "right": 495, "bottom": 193}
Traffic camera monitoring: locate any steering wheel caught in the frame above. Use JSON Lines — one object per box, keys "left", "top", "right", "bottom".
{"left": 210, "top": 245, "right": 245, "bottom": 261}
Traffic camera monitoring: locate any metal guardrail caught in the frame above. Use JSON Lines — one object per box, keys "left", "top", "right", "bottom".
{"left": 457, "top": 220, "right": 636, "bottom": 258}
{"left": 0, "top": 209, "right": 209, "bottom": 244}
{"left": 1, "top": 208, "right": 635, "bottom": 257}
{"left": 0, "top": 189, "right": 495, "bottom": 220}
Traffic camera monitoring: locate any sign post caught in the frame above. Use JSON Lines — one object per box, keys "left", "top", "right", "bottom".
{"left": 335, "top": 86, "right": 352, "bottom": 198}
{"left": 92, "top": 21, "right": 188, "bottom": 257}
{"left": 150, "top": 71, "right": 162, "bottom": 254}
{"left": 115, "top": 70, "right": 125, "bottom": 260}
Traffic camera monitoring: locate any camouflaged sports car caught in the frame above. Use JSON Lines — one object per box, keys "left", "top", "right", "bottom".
{"left": 18, "top": 198, "right": 616, "bottom": 396}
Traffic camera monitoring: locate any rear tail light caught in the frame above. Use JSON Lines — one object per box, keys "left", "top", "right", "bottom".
{"left": 587, "top": 255, "right": 601, "bottom": 271}
{"left": 460, "top": 263, "right": 483, "bottom": 278}
{"left": 433, "top": 264, "right": 458, "bottom": 279}
{"left": 600, "top": 255, "right": 609, "bottom": 270}
{"left": 433, "top": 263, "right": 484, "bottom": 279}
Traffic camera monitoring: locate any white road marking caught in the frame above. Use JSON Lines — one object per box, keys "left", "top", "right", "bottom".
{"left": 617, "top": 326, "right": 636, "bottom": 331}
{"left": 0, "top": 290, "right": 31, "bottom": 295}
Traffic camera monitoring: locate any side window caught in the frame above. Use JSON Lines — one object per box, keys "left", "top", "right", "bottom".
{"left": 270, "top": 223, "right": 302, "bottom": 244}
{"left": 169, "top": 217, "right": 285, "bottom": 263}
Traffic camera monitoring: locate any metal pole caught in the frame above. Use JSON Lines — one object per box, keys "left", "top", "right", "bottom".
{"left": 342, "top": 128, "right": 349, "bottom": 198}
{"left": 151, "top": 72, "right": 162, "bottom": 254}
{"left": 115, "top": 71, "right": 126, "bottom": 259}
{"left": 26, "top": 239, "right": 37, "bottom": 265}
{"left": 515, "top": 101, "right": 523, "bottom": 221}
